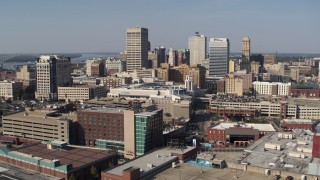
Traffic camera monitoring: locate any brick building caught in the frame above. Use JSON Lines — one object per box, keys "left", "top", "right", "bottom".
{"left": 206, "top": 122, "right": 275, "bottom": 147}
{"left": 0, "top": 141, "right": 117, "bottom": 180}
{"left": 208, "top": 107, "right": 260, "bottom": 118}
{"left": 289, "top": 89, "right": 320, "bottom": 98}
{"left": 281, "top": 119, "right": 314, "bottom": 131}
{"left": 77, "top": 108, "right": 125, "bottom": 146}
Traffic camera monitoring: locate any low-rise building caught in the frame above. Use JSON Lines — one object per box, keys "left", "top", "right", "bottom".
{"left": 290, "top": 89, "right": 320, "bottom": 98}
{"left": 206, "top": 122, "right": 275, "bottom": 146}
{"left": 101, "top": 146, "right": 196, "bottom": 180}
{"left": 2, "top": 110, "right": 72, "bottom": 143}
{"left": 281, "top": 119, "right": 314, "bottom": 131}
{"left": 241, "top": 130, "right": 320, "bottom": 179}
{"left": 253, "top": 81, "right": 291, "bottom": 96}
{"left": 0, "top": 141, "right": 117, "bottom": 180}
{"left": 72, "top": 75, "right": 100, "bottom": 86}
{"left": 105, "top": 58, "right": 125, "bottom": 75}
{"left": 58, "top": 85, "right": 106, "bottom": 102}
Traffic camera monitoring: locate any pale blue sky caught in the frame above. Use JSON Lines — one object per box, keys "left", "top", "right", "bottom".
{"left": 0, "top": 0, "right": 319, "bottom": 54}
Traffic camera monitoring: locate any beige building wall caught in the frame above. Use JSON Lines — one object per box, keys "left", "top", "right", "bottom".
{"left": 2, "top": 111, "right": 71, "bottom": 143}
{"left": 58, "top": 87, "right": 90, "bottom": 102}
{"left": 224, "top": 74, "right": 244, "bottom": 96}
{"left": 290, "top": 69, "right": 300, "bottom": 82}
{"left": 264, "top": 55, "right": 276, "bottom": 64}
{"left": 126, "top": 27, "right": 148, "bottom": 72}
{"left": 58, "top": 86, "right": 106, "bottom": 102}
{"left": 157, "top": 66, "right": 170, "bottom": 81}
{"left": 0, "top": 81, "right": 23, "bottom": 100}
{"left": 124, "top": 110, "right": 136, "bottom": 159}
{"left": 251, "top": 61, "right": 260, "bottom": 74}
{"left": 16, "top": 65, "right": 36, "bottom": 81}
{"left": 229, "top": 60, "right": 235, "bottom": 73}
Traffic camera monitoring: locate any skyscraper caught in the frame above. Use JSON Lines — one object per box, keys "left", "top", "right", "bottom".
{"left": 189, "top": 32, "right": 207, "bottom": 66}
{"left": 240, "top": 36, "right": 251, "bottom": 72}
{"left": 35, "top": 55, "right": 71, "bottom": 100}
{"left": 154, "top": 46, "right": 166, "bottom": 68}
{"left": 208, "top": 38, "right": 230, "bottom": 77}
{"left": 126, "top": 27, "right": 149, "bottom": 72}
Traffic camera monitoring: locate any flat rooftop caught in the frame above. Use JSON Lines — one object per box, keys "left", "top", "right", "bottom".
{"left": 2, "top": 110, "right": 72, "bottom": 122}
{"left": 282, "top": 119, "right": 314, "bottom": 124}
{"left": 79, "top": 107, "right": 125, "bottom": 114}
{"left": 210, "top": 122, "right": 276, "bottom": 132}
{"left": 105, "top": 146, "right": 195, "bottom": 177}
{"left": 242, "top": 130, "right": 314, "bottom": 174}
{"left": 15, "top": 143, "right": 115, "bottom": 169}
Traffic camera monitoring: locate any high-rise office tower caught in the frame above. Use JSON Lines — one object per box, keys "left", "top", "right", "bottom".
{"left": 126, "top": 27, "right": 149, "bottom": 72}
{"left": 189, "top": 32, "right": 207, "bottom": 66}
{"left": 208, "top": 38, "right": 230, "bottom": 77}
{"left": 35, "top": 55, "right": 71, "bottom": 101}
{"left": 154, "top": 46, "right": 166, "bottom": 68}
{"left": 168, "top": 48, "right": 177, "bottom": 67}
{"left": 241, "top": 36, "right": 251, "bottom": 72}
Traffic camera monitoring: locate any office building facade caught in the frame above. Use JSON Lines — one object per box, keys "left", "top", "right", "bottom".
{"left": 240, "top": 36, "right": 251, "bottom": 72}
{"left": 189, "top": 32, "right": 207, "bottom": 66}
{"left": 35, "top": 55, "right": 71, "bottom": 100}
{"left": 124, "top": 109, "right": 163, "bottom": 159}
{"left": 0, "top": 81, "right": 23, "bottom": 100}
{"left": 208, "top": 38, "right": 230, "bottom": 77}
{"left": 126, "top": 27, "right": 149, "bottom": 72}
{"left": 77, "top": 108, "right": 125, "bottom": 146}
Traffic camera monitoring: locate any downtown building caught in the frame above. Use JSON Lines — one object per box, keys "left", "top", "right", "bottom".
{"left": 0, "top": 80, "right": 23, "bottom": 100}
{"left": 126, "top": 27, "right": 149, "bottom": 72}
{"left": 77, "top": 107, "right": 163, "bottom": 159}
{"left": 57, "top": 85, "right": 107, "bottom": 102}
{"left": 2, "top": 110, "right": 73, "bottom": 143}
{"left": 16, "top": 64, "right": 36, "bottom": 89}
{"left": 35, "top": 55, "right": 71, "bottom": 101}
{"left": 189, "top": 32, "right": 207, "bottom": 66}
{"left": 240, "top": 36, "right": 251, "bottom": 72}
{"left": 208, "top": 38, "right": 230, "bottom": 77}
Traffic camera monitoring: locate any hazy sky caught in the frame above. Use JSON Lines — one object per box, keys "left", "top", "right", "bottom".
{"left": 0, "top": 0, "right": 319, "bottom": 54}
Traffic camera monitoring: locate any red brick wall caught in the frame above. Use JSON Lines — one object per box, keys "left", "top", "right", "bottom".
{"left": 206, "top": 129, "right": 225, "bottom": 143}
{"left": 0, "top": 153, "right": 117, "bottom": 180}
{"left": 313, "top": 134, "right": 320, "bottom": 158}
{"left": 77, "top": 111, "right": 124, "bottom": 146}
{"left": 123, "top": 168, "right": 140, "bottom": 180}
{"left": 101, "top": 172, "right": 123, "bottom": 180}
{"left": 290, "top": 89, "right": 320, "bottom": 98}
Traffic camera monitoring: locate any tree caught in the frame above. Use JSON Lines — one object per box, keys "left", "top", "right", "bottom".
{"left": 89, "top": 165, "right": 99, "bottom": 180}
{"left": 68, "top": 173, "right": 77, "bottom": 180}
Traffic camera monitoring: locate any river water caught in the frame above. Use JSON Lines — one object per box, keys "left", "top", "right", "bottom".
{"left": 1, "top": 53, "right": 118, "bottom": 70}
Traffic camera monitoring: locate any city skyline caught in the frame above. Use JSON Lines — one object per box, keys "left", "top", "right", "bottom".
{"left": 0, "top": 0, "right": 319, "bottom": 54}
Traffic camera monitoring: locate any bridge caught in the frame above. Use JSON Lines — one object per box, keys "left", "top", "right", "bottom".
{"left": 0, "top": 53, "right": 40, "bottom": 63}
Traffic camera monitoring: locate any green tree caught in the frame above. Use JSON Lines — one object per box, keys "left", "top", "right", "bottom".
{"left": 68, "top": 173, "right": 77, "bottom": 180}
{"left": 89, "top": 165, "right": 99, "bottom": 180}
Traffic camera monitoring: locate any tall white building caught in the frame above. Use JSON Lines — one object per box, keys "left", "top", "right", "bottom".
{"left": 253, "top": 81, "right": 291, "bottom": 96}
{"left": 126, "top": 27, "right": 149, "bottom": 73}
{"left": 35, "top": 55, "right": 71, "bottom": 101}
{"left": 208, "top": 38, "right": 230, "bottom": 77}
{"left": 189, "top": 32, "right": 207, "bottom": 66}
{"left": 168, "top": 48, "right": 175, "bottom": 67}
